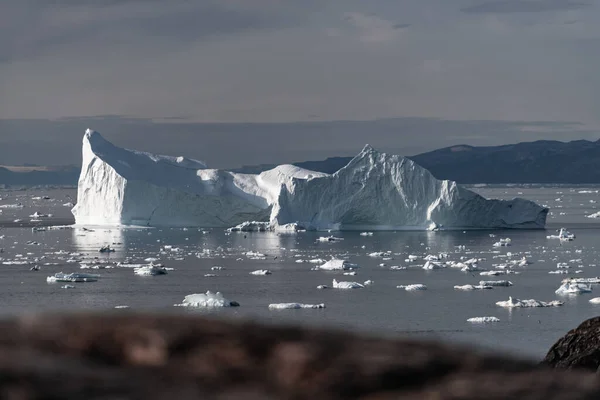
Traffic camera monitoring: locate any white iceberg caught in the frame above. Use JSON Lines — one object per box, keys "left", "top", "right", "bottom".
{"left": 227, "top": 221, "right": 270, "bottom": 232}
{"left": 589, "top": 297, "right": 600, "bottom": 304}
{"left": 133, "top": 265, "right": 168, "bottom": 276}
{"left": 175, "top": 291, "right": 239, "bottom": 307}
{"left": 268, "top": 303, "right": 325, "bottom": 309}
{"left": 479, "top": 280, "right": 513, "bottom": 287}
{"left": 467, "top": 317, "right": 500, "bottom": 323}
{"left": 46, "top": 272, "right": 99, "bottom": 283}
{"left": 493, "top": 238, "right": 512, "bottom": 247}
{"left": 250, "top": 269, "right": 272, "bottom": 275}
{"left": 316, "top": 259, "right": 358, "bottom": 271}
{"left": 564, "top": 277, "right": 600, "bottom": 284}
{"left": 397, "top": 284, "right": 427, "bottom": 291}
{"left": 72, "top": 130, "right": 548, "bottom": 230}
{"left": 547, "top": 228, "right": 575, "bottom": 241}
{"left": 555, "top": 281, "right": 592, "bottom": 295}
{"left": 454, "top": 284, "right": 492, "bottom": 291}
{"left": 496, "top": 296, "right": 563, "bottom": 308}
{"left": 332, "top": 279, "right": 364, "bottom": 289}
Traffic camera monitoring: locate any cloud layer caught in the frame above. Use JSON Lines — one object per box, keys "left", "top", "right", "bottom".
{"left": 1, "top": 0, "right": 599, "bottom": 166}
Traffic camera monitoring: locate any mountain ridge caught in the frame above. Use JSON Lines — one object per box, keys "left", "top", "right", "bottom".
{"left": 234, "top": 138, "right": 600, "bottom": 183}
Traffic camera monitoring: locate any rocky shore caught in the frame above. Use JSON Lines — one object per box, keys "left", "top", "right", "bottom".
{"left": 0, "top": 313, "right": 599, "bottom": 399}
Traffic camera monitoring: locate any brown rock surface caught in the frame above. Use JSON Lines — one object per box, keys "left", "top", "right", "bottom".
{"left": 543, "top": 316, "right": 600, "bottom": 371}
{"left": 0, "top": 313, "right": 598, "bottom": 399}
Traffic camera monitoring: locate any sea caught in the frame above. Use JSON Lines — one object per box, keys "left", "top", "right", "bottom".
{"left": 1, "top": 185, "right": 600, "bottom": 360}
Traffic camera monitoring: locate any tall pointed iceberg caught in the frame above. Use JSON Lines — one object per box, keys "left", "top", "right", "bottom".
{"left": 72, "top": 130, "right": 548, "bottom": 230}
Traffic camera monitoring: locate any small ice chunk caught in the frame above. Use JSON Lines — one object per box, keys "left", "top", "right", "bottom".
{"left": 493, "top": 238, "right": 511, "bottom": 247}
{"left": 268, "top": 303, "right": 325, "bottom": 309}
{"left": 397, "top": 284, "right": 427, "bottom": 291}
{"left": 589, "top": 297, "right": 600, "bottom": 304}
{"left": 496, "top": 296, "right": 563, "bottom": 308}
{"left": 467, "top": 317, "right": 500, "bottom": 323}
{"left": 133, "top": 265, "right": 168, "bottom": 276}
{"left": 332, "top": 279, "right": 364, "bottom": 289}
{"left": 454, "top": 284, "right": 492, "bottom": 291}
{"left": 316, "top": 259, "right": 358, "bottom": 271}
{"left": 175, "top": 291, "right": 239, "bottom": 307}
{"left": 479, "top": 280, "right": 513, "bottom": 287}
{"left": 250, "top": 269, "right": 272, "bottom": 275}
{"left": 317, "top": 236, "right": 343, "bottom": 242}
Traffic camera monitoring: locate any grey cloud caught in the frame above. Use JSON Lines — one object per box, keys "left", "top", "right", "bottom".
{"left": 0, "top": 1, "right": 319, "bottom": 63}
{"left": 462, "top": 0, "right": 590, "bottom": 14}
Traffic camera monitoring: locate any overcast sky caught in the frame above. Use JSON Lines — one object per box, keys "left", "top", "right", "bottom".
{"left": 1, "top": 0, "right": 599, "bottom": 168}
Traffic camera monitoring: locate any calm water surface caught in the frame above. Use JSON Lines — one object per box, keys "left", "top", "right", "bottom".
{"left": 2, "top": 185, "right": 600, "bottom": 359}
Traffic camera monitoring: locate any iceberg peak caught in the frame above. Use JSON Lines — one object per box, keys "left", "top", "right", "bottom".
{"left": 360, "top": 144, "right": 375, "bottom": 154}
{"left": 72, "top": 129, "right": 548, "bottom": 230}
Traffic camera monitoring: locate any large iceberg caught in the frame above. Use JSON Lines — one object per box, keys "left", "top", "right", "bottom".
{"left": 73, "top": 129, "right": 548, "bottom": 230}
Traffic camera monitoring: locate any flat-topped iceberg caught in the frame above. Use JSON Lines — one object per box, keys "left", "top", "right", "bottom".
{"left": 315, "top": 259, "right": 358, "bottom": 271}
{"left": 496, "top": 296, "right": 563, "bottom": 308}
{"left": 268, "top": 303, "right": 326, "bottom": 309}
{"left": 175, "top": 291, "right": 239, "bottom": 307}
{"left": 73, "top": 129, "right": 548, "bottom": 230}
{"left": 467, "top": 317, "right": 500, "bottom": 323}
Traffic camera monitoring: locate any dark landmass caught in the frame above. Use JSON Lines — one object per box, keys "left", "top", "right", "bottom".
{"left": 0, "top": 313, "right": 598, "bottom": 399}
{"left": 5, "top": 138, "right": 600, "bottom": 185}
{"left": 235, "top": 139, "right": 600, "bottom": 184}
{"left": 543, "top": 315, "right": 600, "bottom": 371}
{"left": 0, "top": 165, "right": 79, "bottom": 186}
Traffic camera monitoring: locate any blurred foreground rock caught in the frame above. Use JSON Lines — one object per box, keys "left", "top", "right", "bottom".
{"left": 543, "top": 316, "right": 600, "bottom": 371}
{"left": 0, "top": 313, "right": 599, "bottom": 399}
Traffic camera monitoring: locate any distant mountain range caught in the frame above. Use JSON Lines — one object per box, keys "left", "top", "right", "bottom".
{"left": 3, "top": 138, "right": 600, "bottom": 185}
{"left": 0, "top": 165, "right": 79, "bottom": 187}
{"left": 234, "top": 139, "right": 600, "bottom": 184}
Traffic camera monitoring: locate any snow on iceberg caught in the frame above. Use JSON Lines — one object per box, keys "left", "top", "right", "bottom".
{"left": 268, "top": 303, "right": 325, "bottom": 309}
{"left": 175, "top": 291, "right": 239, "bottom": 307}
{"left": 72, "top": 130, "right": 548, "bottom": 230}
{"left": 496, "top": 296, "right": 563, "bottom": 308}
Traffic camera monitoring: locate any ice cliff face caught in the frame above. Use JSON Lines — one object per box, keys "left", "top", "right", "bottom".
{"left": 72, "top": 129, "right": 548, "bottom": 230}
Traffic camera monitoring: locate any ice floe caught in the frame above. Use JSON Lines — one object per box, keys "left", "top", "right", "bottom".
{"left": 268, "top": 303, "right": 325, "bottom": 309}
{"left": 496, "top": 296, "right": 563, "bottom": 308}
{"left": 467, "top": 317, "right": 500, "bottom": 323}
{"left": 175, "top": 291, "right": 239, "bottom": 307}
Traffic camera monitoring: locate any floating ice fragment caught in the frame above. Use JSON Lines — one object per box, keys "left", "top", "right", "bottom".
{"left": 397, "top": 284, "right": 427, "bottom": 291}
{"left": 268, "top": 303, "right": 325, "bottom": 309}
{"left": 134, "top": 265, "right": 168, "bottom": 276}
{"left": 332, "top": 279, "right": 364, "bottom": 289}
{"left": 467, "top": 317, "right": 500, "bottom": 323}
{"left": 316, "top": 259, "right": 358, "bottom": 271}
{"left": 555, "top": 281, "right": 592, "bottom": 295}
{"left": 47, "top": 272, "right": 99, "bottom": 283}
{"left": 175, "top": 291, "right": 239, "bottom": 307}
{"left": 250, "top": 269, "right": 272, "bottom": 275}
{"left": 454, "top": 284, "right": 492, "bottom": 290}
{"left": 479, "top": 280, "right": 513, "bottom": 287}
{"left": 496, "top": 296, "right": 563, "bottom": 308}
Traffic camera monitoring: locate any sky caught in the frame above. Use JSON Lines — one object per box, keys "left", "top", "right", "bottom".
{"left": 1, "top": 0, "right": 599, "bottom": 168}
